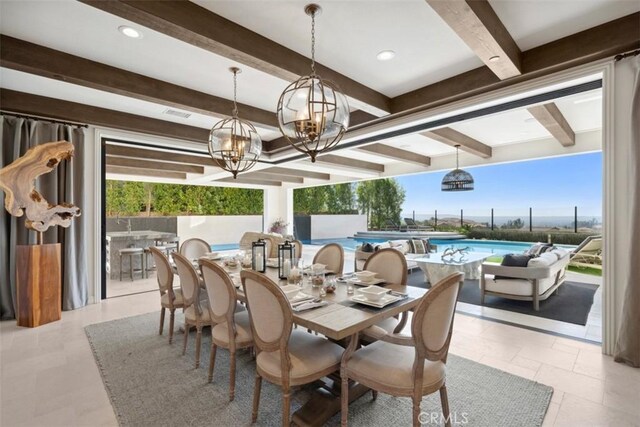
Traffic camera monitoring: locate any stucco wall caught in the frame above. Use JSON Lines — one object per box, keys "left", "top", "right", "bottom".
{"left": 310, "top": 214, "right": 368, "bottom": 240}
{"left": 176, "top": 215, "right": 263, "bottom": 245}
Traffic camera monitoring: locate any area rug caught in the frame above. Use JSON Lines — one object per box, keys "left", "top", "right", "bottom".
{"left": 408, "top": 275, "right": 598, "bottom": 326}
{"left": 86, "top": 312, "right": 553, "bottom": 426}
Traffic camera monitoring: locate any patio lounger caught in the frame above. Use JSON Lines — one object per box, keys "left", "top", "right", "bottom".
{"left": 569, "top": 235, "right": 602, "bottom": 268}
{"left": 403, "top": 218, "right": 433, "bottom": 231}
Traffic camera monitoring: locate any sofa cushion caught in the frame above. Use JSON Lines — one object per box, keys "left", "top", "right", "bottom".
{"left": 409, "top": 238, "right": 427, "bottom": 254}
{"left": 527, "top": 252, "right": 557, "bottom": 268}
{"left": 495, "top": 254, "right": 532, "bottom": 280}
{"left": 374, "top": 242, "right": 391, "bottom": 251}
{"left": 388, "top": 240, "right": 411, "bottom": 254}
{"left": 361, "top": 242, "right": 374, "bottom": 253}
{"left": 484, "top": 274, "right": 557, "bottom": 296}
{"left": 550, "top": 247, "right": 569, "bottom": 260}
{"left": 526, "top": 242, "right": 553, "bottom": 256}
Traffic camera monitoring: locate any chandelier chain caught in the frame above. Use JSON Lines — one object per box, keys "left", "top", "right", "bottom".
{"left": 310, "top": 10, "right": 316, "bottom": 75}
{"left": 232, "top": 69, "right": 238, "bottom": 117}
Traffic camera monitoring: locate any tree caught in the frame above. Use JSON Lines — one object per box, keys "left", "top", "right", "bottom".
{"left": 356, "top": 178, "right": 405, "bottom": 229}
{"left": 501, "top": 218, "right": 525, "bottom": 229}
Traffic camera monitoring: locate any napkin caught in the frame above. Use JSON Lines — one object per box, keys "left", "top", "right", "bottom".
{"left": 292, "top": 301, "right": 328, "bottom": 312}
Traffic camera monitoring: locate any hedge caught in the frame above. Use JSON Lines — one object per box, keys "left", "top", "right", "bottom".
{"left": 465, "top": 229, "right": 595, "bottom": 245}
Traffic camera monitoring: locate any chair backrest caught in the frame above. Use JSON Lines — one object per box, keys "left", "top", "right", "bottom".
{"left": 241, "top": 270, "right": 292, "bottom": 353}
{"left": 313, "top": 243, "right": 344, "bottom": 275}
{"left": 180, "top": 238, "right": 210, "bottom": 260}
{"left": 404, "top": 218, "right": 416, "bottom": 226}
{"left": 363, "top": 248, "right": 407, "bottom": 286}
{"left": 292, "top": 240, "right": 303, "bottom": 261}
{"left": 200, "top": 259, "right": 236, "bottom": 325}
{"left": 173, "top": 252, "right": 201, "bottom": 312}
{"left": 150, "top": 246, "right": 173, "bottom": 294}
{"left": 411, "top": 272, "right": 463, "bottom": 362}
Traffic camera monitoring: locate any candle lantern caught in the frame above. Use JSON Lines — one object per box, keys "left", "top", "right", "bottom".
{"left": 251, "top": 239, "right": 266, "bottom": 273}
{"left": 277, "top": 240, "right": 295, "bottom": 279}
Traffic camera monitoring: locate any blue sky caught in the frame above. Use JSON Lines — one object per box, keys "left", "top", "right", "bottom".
{"left": 396, "top": 152, "right": 603, "bottom": 217}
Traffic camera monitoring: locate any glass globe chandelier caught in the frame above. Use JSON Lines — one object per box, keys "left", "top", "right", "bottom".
{"left": 209, "top": 67, "right": 262, "bottom": 178}
{"left": 441, "top": 145, "right": 474, "bottom": 191}
{"left": 276, "top": 4, "right": 350, "bottom": 162}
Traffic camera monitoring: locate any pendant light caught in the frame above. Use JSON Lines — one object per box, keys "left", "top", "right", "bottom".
{"left": 441, "top": 145, "right": 474, "bottom": 191}
{"left": 276, "top": 4, "right": 350, "bottom": 162}
{"left": 209, "top": 67, "right": 262, "bottom": 178}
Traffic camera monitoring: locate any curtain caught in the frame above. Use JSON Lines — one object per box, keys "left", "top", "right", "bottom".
{"left": 614, "top": 55, "right": 640, "bottom": 367}
{"left": 0, "top": 116, "right": 88, "bottom": 319}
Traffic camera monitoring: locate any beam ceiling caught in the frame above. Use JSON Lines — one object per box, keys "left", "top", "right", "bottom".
{"left": 0, "top": 35, "right": 278, "bottom": 129}
{"left": 240, "top": 172, "right": 303, "bottom": 184}
{"left": 260, "top": 167, "right": 330, "bottom": 181}
{"left": 106, "top": 165, "right": 186, "bottom": 180}
{"left": 218, "top": 177, "right": 282, "bottom": 187}
{"left": 314, "top": 154, "right": 385, "bottom": 173}
{"left": 105, "top": 144, "right": 219, "bottom": 168}
{"left": 106, "top": 156, "right": 205, "bottom": 174}
{"left": 426, "top": 0, "right": 521, "bottom": 79}
{"left": 357, "top": 144, "right": 431, "bottom": 167}
{"left": 79, "top": 0, "right": 391, "bottom": 116}
{"left": 527, "top": 103, "right": 576, "bottom": 147}
{"left": 421, "top": 128, "right": 492, "bottom": 158}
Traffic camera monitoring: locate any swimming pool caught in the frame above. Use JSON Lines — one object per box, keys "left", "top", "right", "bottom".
{"left": 212, "top": 237, "right": 575, "bottom": 255}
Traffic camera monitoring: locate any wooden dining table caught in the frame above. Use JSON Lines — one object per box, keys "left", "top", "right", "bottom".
{"left": 196, "top": 256, "right": 428, "bottom": 426}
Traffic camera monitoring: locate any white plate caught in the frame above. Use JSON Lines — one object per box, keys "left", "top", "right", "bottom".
{"left": 348, "top": 277, "right": 386, "bottom": 286}
{"left": 350, "top": 293, "right": 402, "bottom": 308}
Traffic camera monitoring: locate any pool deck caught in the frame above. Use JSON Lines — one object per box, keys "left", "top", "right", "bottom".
{"left": 353, "top": 231, "right": 466, "bottom": 240}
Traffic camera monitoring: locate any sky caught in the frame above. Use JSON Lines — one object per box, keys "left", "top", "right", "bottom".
{"left": 396, "top": 152, "right": 603, "bottom": 218}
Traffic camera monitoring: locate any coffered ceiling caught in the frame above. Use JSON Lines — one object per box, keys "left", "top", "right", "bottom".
{"left": 0, "top": 0, "right": 638, "bottom": 188}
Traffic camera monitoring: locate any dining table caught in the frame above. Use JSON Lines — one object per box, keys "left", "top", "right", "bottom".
{"left": 194, "top": 254, "right": 428, "bottom": 427}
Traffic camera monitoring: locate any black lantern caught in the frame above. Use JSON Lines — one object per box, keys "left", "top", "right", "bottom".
{"left": 251, "top": 239, "right": 266, "bottom": 273}
{"left": 277, "top": 240, "right": 296, "bottom": 279}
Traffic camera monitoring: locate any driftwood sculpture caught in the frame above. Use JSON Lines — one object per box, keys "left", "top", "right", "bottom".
{"left": 0, "top": 141, "right": 81, "bottom": 233}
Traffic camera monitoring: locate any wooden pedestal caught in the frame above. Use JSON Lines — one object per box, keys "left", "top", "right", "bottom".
{"left": 16, "top": 243, "right": 62, "bottom": 327}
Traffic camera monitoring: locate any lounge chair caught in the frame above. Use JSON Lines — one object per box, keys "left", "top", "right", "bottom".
{"left": 403, "top": 218, "right": 433, "bottom": 231}
{"left": 382, "top": 219, "right": 404, "bottom": 231}
{"left": 569, "top": 235, "right": 602, "bottom": 269}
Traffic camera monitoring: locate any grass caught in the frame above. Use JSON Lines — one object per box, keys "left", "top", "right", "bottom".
{"left": 568, "top": 265, "right": 602, "bottom": 277}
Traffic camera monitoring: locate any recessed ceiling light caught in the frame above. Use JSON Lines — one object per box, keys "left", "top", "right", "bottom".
{"left": 489, "top": 55, "right": 500, "bottom": 62}
{"left": 376, "top": 50, "right": 396, "bottom": 61}
{"left": 118, "top": 25, "right": 142, "bottom": 39}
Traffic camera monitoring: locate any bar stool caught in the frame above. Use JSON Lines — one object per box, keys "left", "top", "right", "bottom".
{"left": 119, "top": 247, "right": 144, "bottom": 281}
{"left": 144, "top": 246, "right": 167, "bottom": 278}
{"left": 155, "top": 237, "right": 179, "bottom": 257}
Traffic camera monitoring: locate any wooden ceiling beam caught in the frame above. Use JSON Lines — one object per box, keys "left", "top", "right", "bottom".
{"left": 106, "top": 156, "right": 205, "bottom": 174}
{"left": 105, "top": 144, "right": 219, "bottom": 168}
{"left": 106, "top": 166, "right": 186, "bottom": 180}
{"left": 314, "top": 154, "right": 385, "bottom": 173}
{"left": 426, "top": 0, "right": 521, "bottom": 79}
{"left": 260, "top": 167, "right": 330, "bottom": 180}
{"left": 0, "top": 35, "right": 277, "bottom": 129}
{"left": 527, "top": 103, "right": 575, "bottom": 147}
{"left": 421, "top": 128, "right": 492, "bottom": 158}
{"left": 0, "top": 89, "right": 212, "bottom": 143}
{"left": 392, "top": 12, "right": 639, "bottom": 113}
{"left": 240, "top": 172, "right": 303, "bottom": 184}
{"left": 357, "top": 144, "right": 431, "bottom": 167}
{"left": 80, "top": 0, "right": 391, "bottom": 116}
{"left": 218, "top": 177, "right": 282, "bottom": 187}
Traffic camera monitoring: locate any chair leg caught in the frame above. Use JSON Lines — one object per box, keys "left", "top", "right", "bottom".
{"left": 130, "top": 255, "right": 134, "bottom": 282}
{"left": 169, "top": 309, "right": 176, "bottom": 344}
{"left": 159, "top": 307, "right": 166, "bottom": 335}
{"left": 371, "top": 390, "right": 378, "bottom": 400}
{"left": 182, "top": 323, "right": 189, "bottom": 355}
{"left": 440, "top": 384, "right": 452, "bottom": 427}
{"left": 282, "top": 387, "right": 291, "bottom": 427}
{"left": 341, "top": 372, "right": 349, "bottom": 426}
{"left": 412, "top": 396, "right": 421, "bottom": 427}
{"left": 252, "top": 373, "right": 262, "bottom": 423}
{"left": 229, "top": 350, "right": 237, "bottom": 401}
{"left": 208, "top": 342, "right": 217, "bottom": 383}
{"left": 119, "top": 254, "right": 123, "bottom": 282}
{"left": 195, "top": 326, "right": 202, "bottom": 368}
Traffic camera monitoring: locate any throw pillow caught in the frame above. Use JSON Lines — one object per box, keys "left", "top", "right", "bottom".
{"left": 422, "top": 238, "right": 432, "bottom": 253}
{"left": 526, "top": 243, "right": 553, "bottom": 257}
{"left": 494, "top": 253, "right": 533, "bottom": 280}
{"left": 409, "top": 238, "right": 426, "bottom": 254}
{"left": 361, "top": 242, "right": 374, "bottom": 253}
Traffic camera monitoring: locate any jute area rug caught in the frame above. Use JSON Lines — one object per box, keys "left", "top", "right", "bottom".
{"left": 85, "top": 312, "right": 553, "bottom": 426}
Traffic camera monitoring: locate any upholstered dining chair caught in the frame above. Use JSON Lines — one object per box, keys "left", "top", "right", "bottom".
{"left": 173, "top": 252, "right": 213, "bottom": 369}
{"left": 312, "top": 243, "right": 344, "bottom": 276}
{"left": 362, "top": 248, "right": 409, "bottom": 339}
{"left": 340, "top": 272, "right": 464, "bottom": 427}
{"left": 200, "top": 259, "right": 253, "bottom": 401}
{"left": 150, "top": 247, "right": 184, "bottom": 344}
{"left": 240, "top": 270, "right": 344, "bottom": 426}
{"left": 179, "top": 238, "right": 211, "bottom": 260}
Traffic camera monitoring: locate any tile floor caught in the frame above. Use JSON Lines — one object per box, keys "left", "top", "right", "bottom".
{"left": 5, "top": 247, "right": 629, "bottom": 426}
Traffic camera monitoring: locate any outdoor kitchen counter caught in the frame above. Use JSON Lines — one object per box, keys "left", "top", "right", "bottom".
{"left": 106, "top": 230, "right": 178, "bottom": 280}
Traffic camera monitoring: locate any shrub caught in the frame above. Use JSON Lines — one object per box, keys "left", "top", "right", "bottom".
{"left": 465, "top": 229, "right": 594, "bottom": 245}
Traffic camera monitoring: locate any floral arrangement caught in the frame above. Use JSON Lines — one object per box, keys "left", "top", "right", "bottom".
{"left": 268, "top": 218, "right": 289, "bottom": 235}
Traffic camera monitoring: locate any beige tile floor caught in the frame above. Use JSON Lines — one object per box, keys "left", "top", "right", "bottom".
{"left": 5, "top": 247, "right": 629, "bottom": 426}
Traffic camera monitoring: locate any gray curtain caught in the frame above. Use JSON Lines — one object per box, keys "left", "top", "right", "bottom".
{"left": 614, "top": 55, "right": 640, "bottom": 367}
{"left": 0, "top": 116, "right": 88, "bottom": 319}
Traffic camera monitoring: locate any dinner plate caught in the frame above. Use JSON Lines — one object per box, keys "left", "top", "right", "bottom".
{"left": 350, "top": 293, "right": 402, "bottom": 308}
{"left": 348, "top": 277, "right": 386, "bottom": 287}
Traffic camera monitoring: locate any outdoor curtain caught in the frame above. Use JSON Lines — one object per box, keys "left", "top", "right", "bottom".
{"left": 0, "top": 116, "right": 88, "bottom": 319}
{"left": 614, "top": 55, "right": 640, "bottom": 368}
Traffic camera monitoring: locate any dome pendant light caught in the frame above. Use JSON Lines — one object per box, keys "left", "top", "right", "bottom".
{"left": 209, "top": 67, "right": 262, "bottom": 178}
{"left": 441, "top": 145, "right": 474, "bottom": 191}
{"left": 276, "top": 4, "right": 350, "bottom": 162}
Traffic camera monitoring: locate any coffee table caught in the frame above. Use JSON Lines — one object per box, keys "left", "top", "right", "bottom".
{"left": 413, "top": 251, "right": 493, "bottom": 284}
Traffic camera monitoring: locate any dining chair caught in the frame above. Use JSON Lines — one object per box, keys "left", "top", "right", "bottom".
{"left": 362, "top": 248, "right": 409, "bottom": 339}
{"left": 292, "top": 239, "right": 304, "bottom": 261}
{"left": 200, "top": 259, "right": 253, "bottom": 401}
{"left": 173, "top": 252, "right": 213, "bottom": 368}
{"left": 312, "top": 243, "right": 344, "bottom": 275}
{"left": 340, "top": 272, "right": 464, "bottom": 427}
{"left": 180, "top": 238, "right": 211, "bottom": 260}
{"left": 240, "top": 270, "right": 344, "bottom": 426}
{"left": 150, "top": 247, "right": 184, "bottom": 344}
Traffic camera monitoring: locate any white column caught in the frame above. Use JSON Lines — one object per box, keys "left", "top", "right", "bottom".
{"left": 263, "top": 186, "right": 295, "bottom": 235}
{"left": 85, "top": 127, "right": 102, "bottom": 304}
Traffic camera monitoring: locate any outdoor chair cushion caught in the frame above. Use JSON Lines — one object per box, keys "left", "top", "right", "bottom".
{"left": 527, "top": 252, "right": 558, "bottom": 268}
{"left": 484, "top": 274, "right": 557, "bottom": 296}
{"left": 526, "top": 242, "right": 553, "bottom": 256}
{"left": 495, "top": 254, "right": 533, "bottom": 280}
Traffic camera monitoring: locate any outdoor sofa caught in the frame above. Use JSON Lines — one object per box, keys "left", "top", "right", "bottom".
{"left": 354, "top": 238, "right": 437, "bottom": 272}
